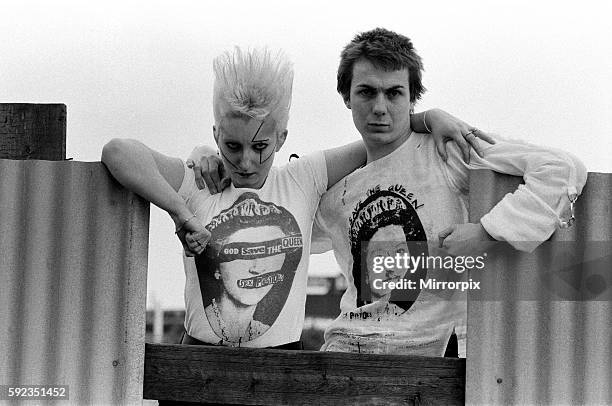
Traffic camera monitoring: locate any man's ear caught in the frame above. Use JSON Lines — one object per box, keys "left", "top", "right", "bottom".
{"left": 213, "top": 125, "right": 219, "bottom": 144}
{"left": 276, "top": 129, "right": 288, "bottom": 152}
{"left": 344, "top": 97, "right": 351, "bottom": 109}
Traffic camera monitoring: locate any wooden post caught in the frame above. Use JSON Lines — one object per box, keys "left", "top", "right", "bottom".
{"left": 0, "top": 103, "right": 66, "bottom": 160}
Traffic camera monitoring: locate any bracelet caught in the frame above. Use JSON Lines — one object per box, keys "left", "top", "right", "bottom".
{"left": 423, "top": 110, "right": 432, "bottom": 134}
{"left": 559, "top": 194, "right": 578, "bottom": 228}
{"left": 175, "top": 214, "right": 197, "bottom": 234}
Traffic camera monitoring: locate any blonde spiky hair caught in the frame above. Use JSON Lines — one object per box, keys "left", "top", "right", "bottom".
{"left": 213, "top": 47, "right": 293, "bottom": 131}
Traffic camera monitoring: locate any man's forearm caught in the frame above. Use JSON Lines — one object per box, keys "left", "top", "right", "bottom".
{"left": 462, "top": 139, "right": 587, "bottom": 252}
{"left": 187, "top": 144, "right": 218, "bottom": 163}
{"left": 323, "top": 141, "right": 367, "bottom": 188}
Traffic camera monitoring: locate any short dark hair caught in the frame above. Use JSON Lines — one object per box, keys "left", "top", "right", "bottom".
{"left": 337, "top": 27, "right": 426, "bottom": 104}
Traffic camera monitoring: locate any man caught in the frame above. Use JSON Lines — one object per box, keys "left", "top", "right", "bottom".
{"left": 310, "top": 28, "right": 587, "bottom": 357}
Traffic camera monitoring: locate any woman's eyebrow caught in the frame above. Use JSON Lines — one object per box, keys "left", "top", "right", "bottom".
{"left": 250, "top": 118, "right": 277, "bottom": 164}
{"left": 251, "top": 119, "right": 266, "bottom": 142}
{"left": 218, "top": 127, "right": 235, "bottom": 140}
{"left": 217, "top": 130, "right": 241, "bottom": 169}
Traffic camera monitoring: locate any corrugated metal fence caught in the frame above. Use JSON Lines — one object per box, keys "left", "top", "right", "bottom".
{"left": 467, "top": 171, "right": 612, "bottom": 405}
{"left": 2, "top": 159, "right": 609, "bottom": 405}
{"left": 0, "top": 159, "right": 149, "bottom": 405}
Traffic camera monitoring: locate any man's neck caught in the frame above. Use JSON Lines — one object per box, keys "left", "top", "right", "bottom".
{"left": 365, "top": 131, "right": 412, "bottom": 164}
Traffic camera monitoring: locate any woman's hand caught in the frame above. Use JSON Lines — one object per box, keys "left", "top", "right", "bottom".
{"left": 175, "top": 216, "right": 211, "bottom": 257}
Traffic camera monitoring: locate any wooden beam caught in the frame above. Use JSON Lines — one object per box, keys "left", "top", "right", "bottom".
{"left": 144, "top": 343, "right": 465, "bottom": 405}
{"left": 0, "top": 103, "right": 66, "bottom": 160}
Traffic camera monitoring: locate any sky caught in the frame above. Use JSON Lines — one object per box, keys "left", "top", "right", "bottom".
{"left": 3, "top": 0, "right": 611, "bottom": 309}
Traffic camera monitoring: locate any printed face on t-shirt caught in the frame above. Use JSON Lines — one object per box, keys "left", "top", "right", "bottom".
{"left": 196, "top": 193, "right": 304, "bottom": 339}
{"left": 218, "top": 225, "right": 286, "bottom": 306}
{"left": 366, "top": 224, "right": 410, "bottom": 301}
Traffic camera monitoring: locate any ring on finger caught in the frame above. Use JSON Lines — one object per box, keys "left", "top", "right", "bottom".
{"left": 464, "top": 129, "right": 478, "bottom": 138}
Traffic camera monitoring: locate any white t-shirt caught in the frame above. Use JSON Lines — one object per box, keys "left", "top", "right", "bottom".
{"left": 178, "top": 151, "right": 327, "bottom": 347}
{"left": 313, "top": 132, "right": 586, "bottom": 357}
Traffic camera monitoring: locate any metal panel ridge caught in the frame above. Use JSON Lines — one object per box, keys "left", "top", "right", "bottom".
{"left": 466, "top": 171, "right": 612, "bottom": 405}
{"left": 0, "top": 159, "right": 150, "bottom": 405}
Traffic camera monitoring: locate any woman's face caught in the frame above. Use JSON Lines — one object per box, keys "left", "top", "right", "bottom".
{"left": 365, "top": 224, "right": 409, "bottom": 300}
{"left": 214, "top": 115, "right": 285, "bottom": 189}
{"left": 218, "top": 226, "right": 286, "bottom": 306}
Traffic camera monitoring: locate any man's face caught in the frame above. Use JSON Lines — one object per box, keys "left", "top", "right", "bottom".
{"left": 214, "top": 115, "right": 284, "bottom": 189}
{"left": 347, "top": 58, "right": 413, "bottom": 158}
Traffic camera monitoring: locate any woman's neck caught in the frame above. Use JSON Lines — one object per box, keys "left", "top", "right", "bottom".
{"left": 216, "top": 292, "right": 257, "bottom": 338}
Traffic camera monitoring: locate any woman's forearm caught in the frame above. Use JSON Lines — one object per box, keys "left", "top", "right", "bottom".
{"left": 101, "top": 138, "right": 192, "bottom": 224}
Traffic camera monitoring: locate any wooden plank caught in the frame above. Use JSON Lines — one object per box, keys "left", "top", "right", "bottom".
{"left": 144, "top": 343, "right": 465, "bottom": 405}
{"left": 0, "top": 103, "right": 66, "bottom": 160}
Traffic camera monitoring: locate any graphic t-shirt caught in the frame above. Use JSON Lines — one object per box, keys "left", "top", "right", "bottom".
{"left": 178, "top": 151, "right": 327, "bottom": 347}
{"left": 313, "top": 132, "right": 586, "bottom": 357}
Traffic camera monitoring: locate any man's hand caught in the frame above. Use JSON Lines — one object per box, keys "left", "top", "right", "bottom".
{"left": 175, "top": 217, "right": 211, "bottom": 257}
{"left": 438, "top": 223, "right": 496, "bottom": 257}
{"left": 426, "top": 108, "right": 496, "bottom": 163}
{"left": 186, "top": 146, "right": 230, "bottom": 194}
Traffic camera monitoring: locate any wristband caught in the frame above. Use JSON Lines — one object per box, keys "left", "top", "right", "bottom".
{"left": 423, "top": 110, "right": 432, "bottom": 134}
{"left": 175, "top": 214, "right": 197, "bottom": 234}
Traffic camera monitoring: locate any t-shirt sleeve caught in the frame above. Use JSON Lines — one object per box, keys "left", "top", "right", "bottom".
{"left": 310, "top": 177, "right": 345, "bottom": 255}
{"left": 285, "top": 150, "right": 328, "bottom": 206}
{"left": 177, "top": 160, "right": 200, "bottom": 205}
{"left": 441, "top": 134, "right": 587, "bottom": 252}
{"left": 311, "top": 210, "right": 333, "bottom": 254}
{"left": 280, "top": 151, "right": 329, "bottom": 254}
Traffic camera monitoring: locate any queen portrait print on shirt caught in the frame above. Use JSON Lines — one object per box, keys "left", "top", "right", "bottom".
{"left": 195, "top": 192, "right": 303, "bottom": 345}
{"left": 349, "top": 185, "right": 429, "bottom": 310}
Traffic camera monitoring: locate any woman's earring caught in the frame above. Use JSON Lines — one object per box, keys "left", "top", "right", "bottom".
{"left": 214, "top": 270, "right": 220, "bottom": 280}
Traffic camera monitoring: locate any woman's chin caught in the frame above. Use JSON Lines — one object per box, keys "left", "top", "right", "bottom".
{"left": 230, "top": 289, "right": 272, "bottom": 307}
{"left": 235, "top": 297, "right": 265, "bottom": 306}
{"left": 231, "top": 175, "right": 262, "bottom": 189}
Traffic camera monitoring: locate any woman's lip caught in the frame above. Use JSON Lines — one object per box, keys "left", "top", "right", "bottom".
{"left": 236, "top": 172, "right": 255, "bottom": 177}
